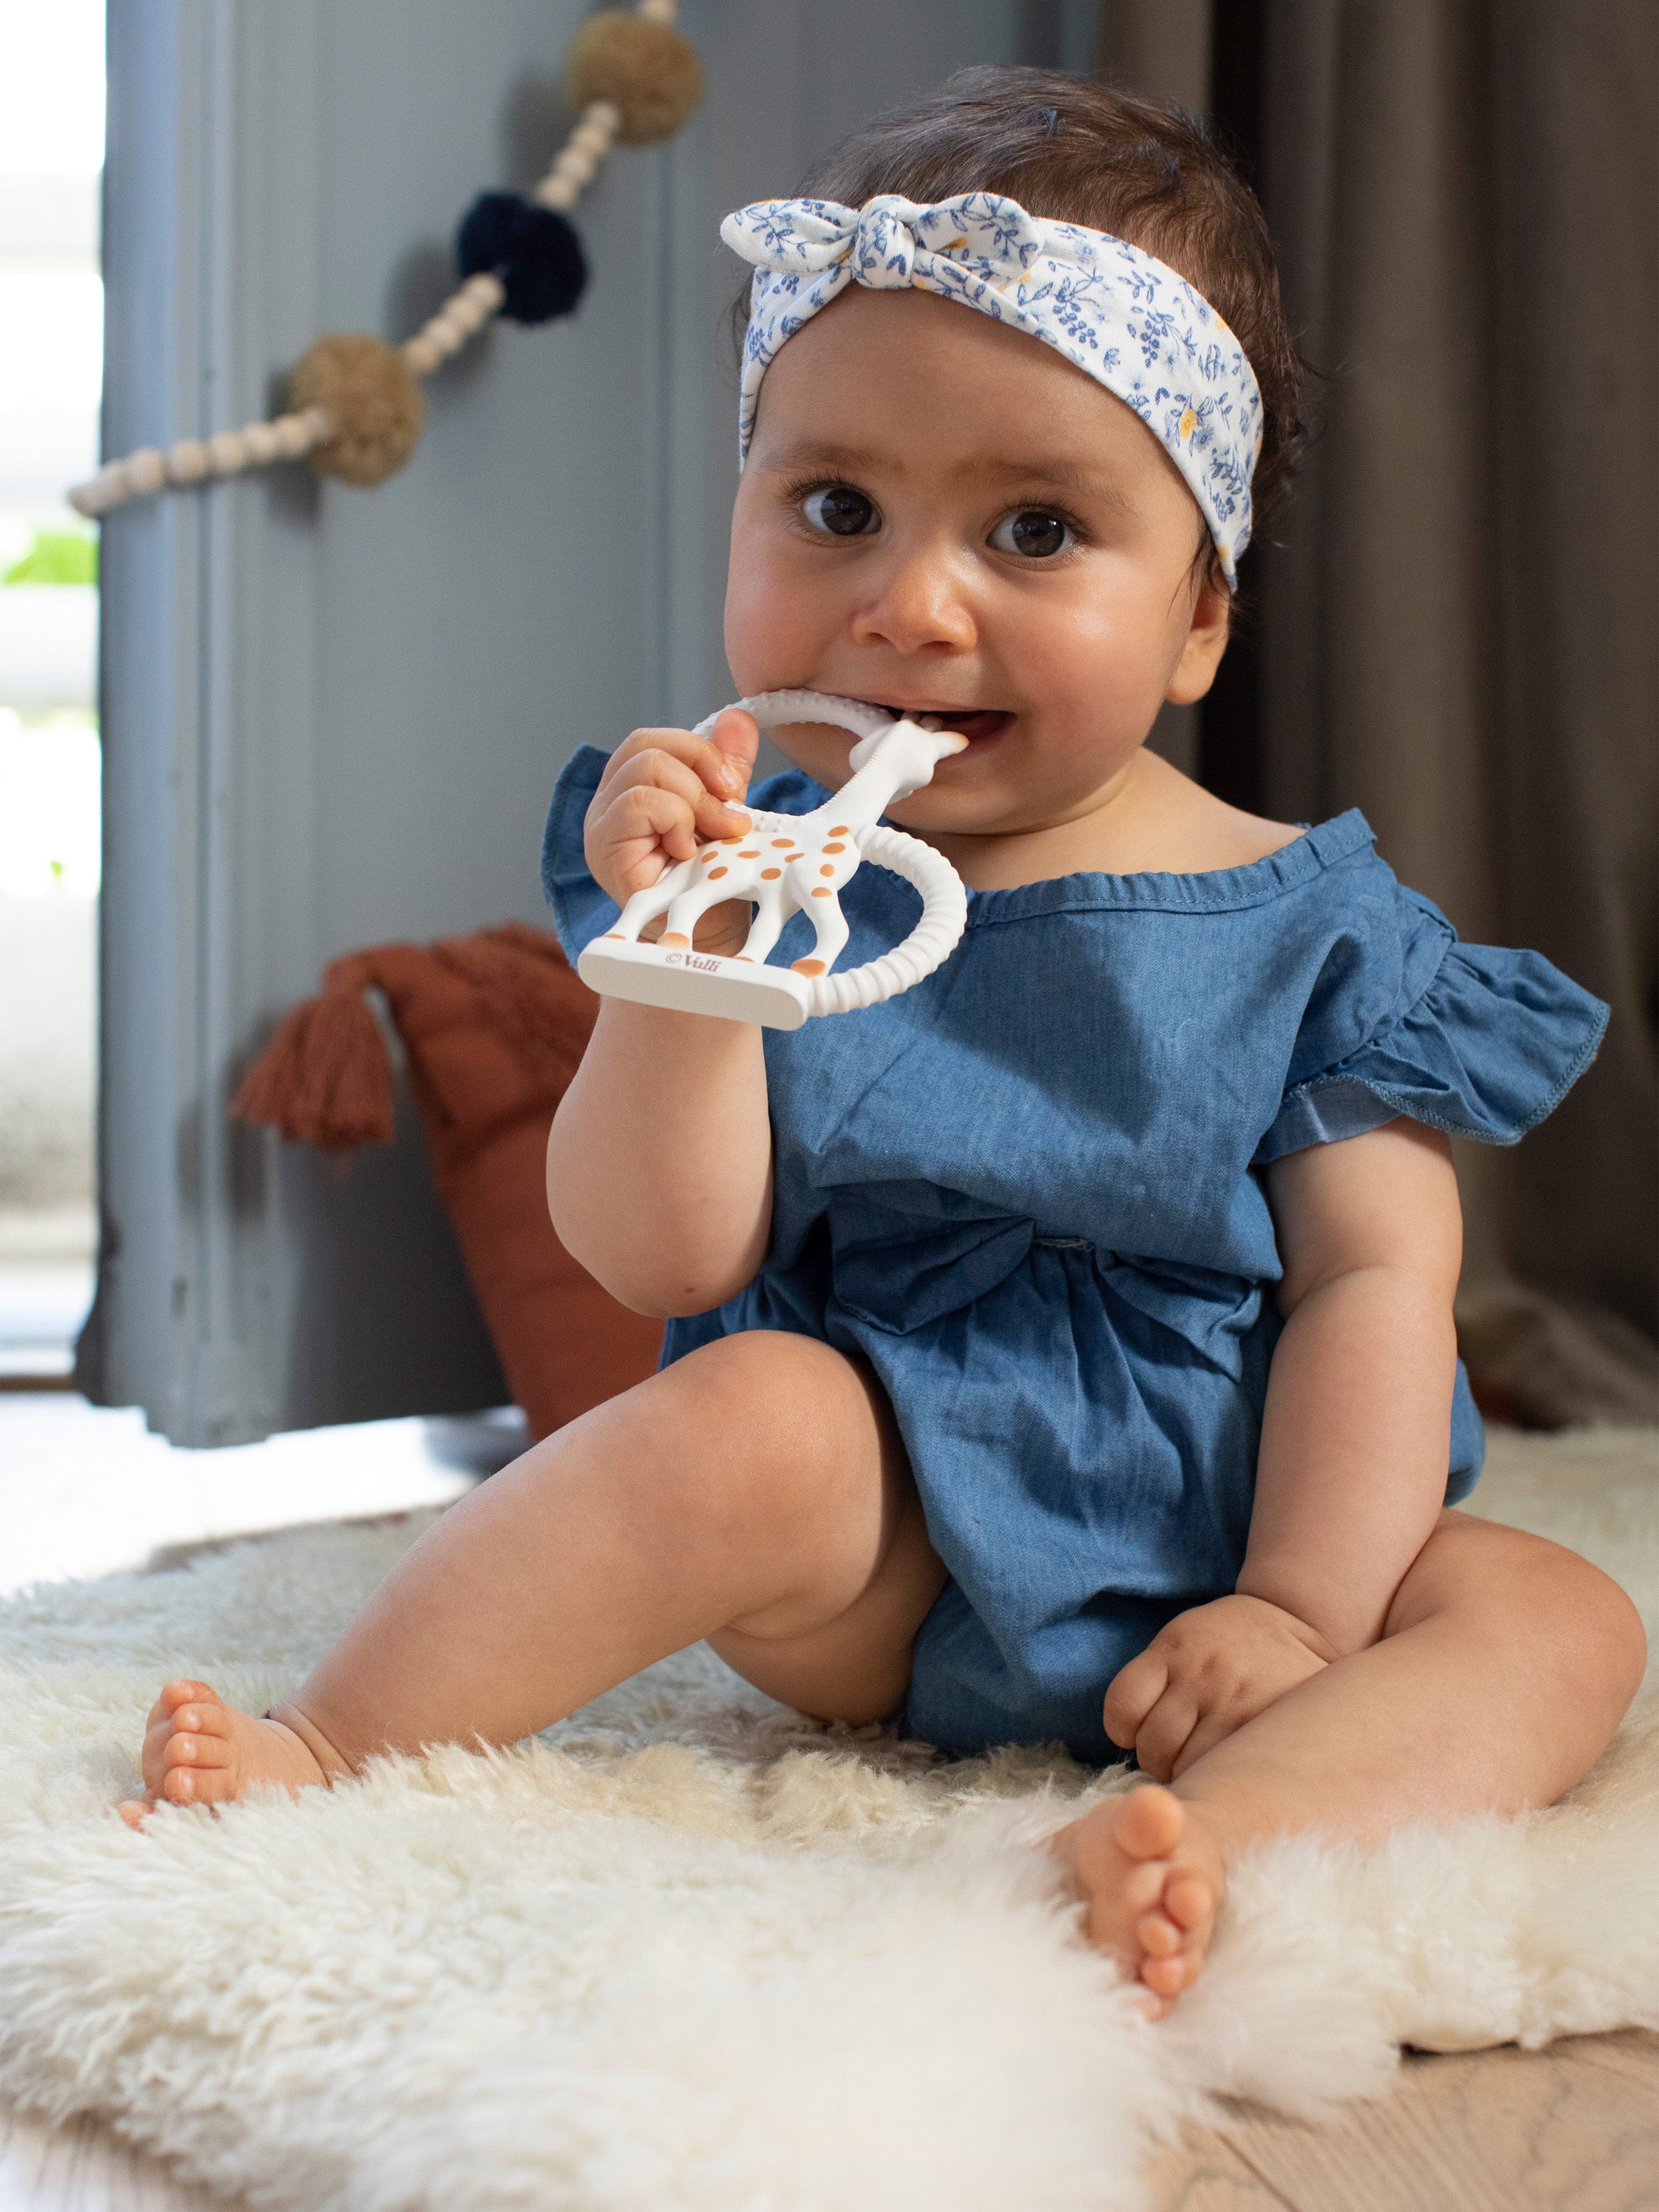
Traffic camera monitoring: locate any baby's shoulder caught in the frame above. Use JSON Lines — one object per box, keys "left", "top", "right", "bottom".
{"left": 1125, "top": 752, "right": 1302, "bottom": 875}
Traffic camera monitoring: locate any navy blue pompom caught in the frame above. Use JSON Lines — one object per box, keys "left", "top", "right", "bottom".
{"left": 456, "top": 191, "right": 588, "bottom": 326}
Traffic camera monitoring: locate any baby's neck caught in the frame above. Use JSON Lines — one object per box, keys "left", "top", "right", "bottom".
{"left": 917, "top": 748, "right": 1300, "bottom": 890}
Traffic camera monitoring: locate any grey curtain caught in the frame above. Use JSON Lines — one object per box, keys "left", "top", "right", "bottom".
{"left": 1102, "top": 0, "right": 1659, "bottom": 1424}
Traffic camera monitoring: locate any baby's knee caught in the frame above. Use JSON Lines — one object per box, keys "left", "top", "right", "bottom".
{"left": 1559, "top": 1550, "right": 1648, "bottom": 1705}
{"left": 646, "top": 1329, "right": 881, "bottom": 1536}
{"left": 1397, "top": 1513, "right": 1647, "bottom": 1707}
{"left": 1518, "top": 1532, "right": 1645, "bottom": 1698}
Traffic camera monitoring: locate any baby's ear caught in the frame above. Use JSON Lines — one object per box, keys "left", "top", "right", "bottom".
{"left": 1166, "top": 568, "right": 1233, "bottom": 707}
{"left": 706, "top": 706, "right": 760, "bottom": 790}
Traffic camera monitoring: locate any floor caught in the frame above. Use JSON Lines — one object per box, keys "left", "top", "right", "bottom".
{"left": 1, "top": 1389, "right": 1655, "bottom": 2211}
{"left": 1148, "top": 2030, "right": 1659, "bottom": 2211}
{"left": 0, "top": 1390, "right": 509, "bottom": 1598}
{"left": 0, "top": 1206, "right": 95, "bottom": 1384}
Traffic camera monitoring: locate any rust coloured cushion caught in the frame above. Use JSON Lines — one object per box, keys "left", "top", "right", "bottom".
{"left": 232, "top": 922, "right": 661, "bottom": 1440}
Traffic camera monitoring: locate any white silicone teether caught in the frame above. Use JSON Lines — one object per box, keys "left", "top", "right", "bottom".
{"left": 575, "top": 691, "right": 969, "bottom": 1029}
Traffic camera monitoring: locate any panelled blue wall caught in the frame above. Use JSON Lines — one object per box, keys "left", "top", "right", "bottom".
{"left": 91, "top": 0, "right": 1099, "bottom": 1441}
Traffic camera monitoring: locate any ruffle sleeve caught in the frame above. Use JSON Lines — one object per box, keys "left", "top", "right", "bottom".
{"left": 1255, "top": 889, "right": 1609, "bottom": 1166}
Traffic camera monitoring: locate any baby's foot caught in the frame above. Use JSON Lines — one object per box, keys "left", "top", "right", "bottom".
{"left": 117, "top": 1679, "right": 333, "bottom": 1826}
{"left": 1051, "top": 1784, "right": 1225, "bottom": 2014}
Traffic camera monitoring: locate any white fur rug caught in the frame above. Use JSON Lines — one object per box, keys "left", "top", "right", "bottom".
{"left": 0, "top": 1426, "right": 1655, "bottom": 2212}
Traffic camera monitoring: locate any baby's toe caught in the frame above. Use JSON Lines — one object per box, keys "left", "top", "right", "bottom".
{"left": 1121, "top": 1858, "right": 1173, "bottom": 1921}
{"left": 1141, "top": 1949, "right": 1196, "bottom": 1997}
{"left": 1165, "top": 1872, "right": 1214, "bottom": 1931}
{"left": 1135, "top": 1907, "right": 1184, "bottom": 1958}
{"left": 1112, "top": 1783, "right": 1185, "bottom": 1863}
{"left": 160, "top": 1678, "right": 220, "bottom": 1717}
{"left": 158, "top": 1725, "right": 237, "bottom": 1804}
{"left": 1136, "top": 1850, "right": 1223, "bottom": 1999}
{"left": 159, "top": 1760, "right": 237, "bottom": 1806}
{"left": 171, "top": 1700, "right": 233, "bottom": 1744}
{"left": 163, "top": 1726, "right": 231, "bottom": 1773}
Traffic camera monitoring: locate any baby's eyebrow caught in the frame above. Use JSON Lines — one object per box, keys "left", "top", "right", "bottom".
{"left": 757, "top": 440, "right": 1136, "bottom": 508}
{"left": 971, "top": 455, "right": 1136, "bottom": 509}
{"left": 755, "top": 438, "right": 888, "bottom": 477}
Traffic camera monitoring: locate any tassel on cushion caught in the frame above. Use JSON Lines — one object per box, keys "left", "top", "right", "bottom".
{"left": 226, "top": 925, "right": 662, "bottom": 1438}
{"left": 231, "top": 958, "right": 395, "bottom": 1150}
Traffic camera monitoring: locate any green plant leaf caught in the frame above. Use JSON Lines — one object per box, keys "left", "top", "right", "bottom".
{"left": 3, "top": 531, "right": 98, "bottom": 586}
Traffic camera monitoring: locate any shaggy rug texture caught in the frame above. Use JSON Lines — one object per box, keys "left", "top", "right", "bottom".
{"left": 0, "top": 1426, "right": 1655, "bottom": 2212}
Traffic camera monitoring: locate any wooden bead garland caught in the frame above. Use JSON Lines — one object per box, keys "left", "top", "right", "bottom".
{"left": 289, "top": 334, "right": 424, "bottom": 489}
{"left": 70, "top": 0, "right": 700, "bottom": 518}
{"left": 564, "top": 9, "right": 703, "bottom": 145}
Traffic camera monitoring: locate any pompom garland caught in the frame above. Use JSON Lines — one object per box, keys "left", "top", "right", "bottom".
{"left": 70, "top": 0, "right": 697, "bottom": 517}
{"left": 290, "top": 334, "right": 424, "bottom": 487}
{"left": 565, "top": 11, "right": 703, "bottom": 145}
{"left": 456, "top": 193, "right": 588, "bottom": 326}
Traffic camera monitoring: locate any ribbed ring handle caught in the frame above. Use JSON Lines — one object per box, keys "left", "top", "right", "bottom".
{"left": 802, "top": 827, "right": 968, "bottom": 1015}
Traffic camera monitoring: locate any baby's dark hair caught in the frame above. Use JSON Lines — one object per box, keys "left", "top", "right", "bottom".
{"left": 749, "top": 66, "right": 1306, "bottom": 578}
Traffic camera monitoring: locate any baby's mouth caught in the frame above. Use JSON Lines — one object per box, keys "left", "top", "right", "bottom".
{"left": 861, "top": 701, "right": 1014, "bottom": 745}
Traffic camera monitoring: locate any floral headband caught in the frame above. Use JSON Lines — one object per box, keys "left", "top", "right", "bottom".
{"left": 721, "top": 191, "right": 1262, "bottom": 584}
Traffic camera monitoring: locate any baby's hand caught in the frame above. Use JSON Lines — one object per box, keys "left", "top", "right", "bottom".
{"left": 583, "top": 707, "right": 758, "bottom": 910}
{"left": 1103, "top": 1594, "right": 1335, "bottom": 1781}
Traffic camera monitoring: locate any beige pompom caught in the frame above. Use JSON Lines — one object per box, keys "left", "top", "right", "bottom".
{"left": 564, "top": 12, "right": 702, "bottom": 146}
{"left": 290, "top": 334, "right": 424, "bottom": 488}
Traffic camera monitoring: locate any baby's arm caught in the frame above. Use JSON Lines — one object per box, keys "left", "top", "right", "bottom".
{"left": 1105, "top": 1118, "right": 1463, "bottom": 1776}
{"left": 546, "top": 709, "right": 774, "bottom": 1318}
{"left": 1246, "top": 1117, "right": 1463, "bottom": 1644}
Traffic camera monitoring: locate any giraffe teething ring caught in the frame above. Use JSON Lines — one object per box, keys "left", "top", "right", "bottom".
{"left": 576, "top": 691, "right": 969, "bottom": 1029}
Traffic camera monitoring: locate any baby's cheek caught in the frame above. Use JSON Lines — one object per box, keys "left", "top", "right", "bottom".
{"left": 722, "top": 521, "right": 831, "bottom": 693}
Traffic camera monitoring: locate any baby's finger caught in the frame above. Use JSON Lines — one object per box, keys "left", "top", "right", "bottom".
{"left": 1168, "top": 1702, "right": 1256, "bottom": 1778}
{"left": 1102, "top": 1648, "right": 1170, "bottom": 1750}
{"left": 598, "top": 725, "right": 750, "bottom": 810}
{"left": 603, "top": 748, "right": 749, "bottom": 844}
{"left": 702, "top": 707, "right": 759, "bottom": 797}
{"left": 591, "top": 784, "right": 701, "bottom": 878}
{"left": 1129, "top": 1689, "right": 1198, "bottom": 1783}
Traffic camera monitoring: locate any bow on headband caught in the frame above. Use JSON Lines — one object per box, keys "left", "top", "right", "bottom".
{"left": 721, "top": 191, "right": 1262, "bottom": 583}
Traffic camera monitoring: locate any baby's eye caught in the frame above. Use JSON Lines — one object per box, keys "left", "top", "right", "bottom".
{"left": 989, "top": 509, "right": 1075, "bottom": 559}
{"left": 801, "top": 486, "right": 879, "bottom": 538}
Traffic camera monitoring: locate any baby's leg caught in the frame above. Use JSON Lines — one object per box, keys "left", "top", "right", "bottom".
{"left": 1056, "top": 1511, "right": 1645, "bottom": 2009}
{"left": 122, "top": 1332, "right": 944, "bottom": 1818}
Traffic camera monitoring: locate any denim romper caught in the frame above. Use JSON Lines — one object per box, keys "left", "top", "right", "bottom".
{"left": 545, "top": 752, "right": 1609, "bottom": 1762}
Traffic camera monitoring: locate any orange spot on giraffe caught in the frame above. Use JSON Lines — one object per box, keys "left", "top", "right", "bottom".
{"left": 708, "top": 866, "right": 729, "bottom": 879}
{"left": 603, "top": 932, "right": 624, "bottom": 939}
{"left": 738, "top": 851, "right": 760, "bottom": 859}
{"left": 830, "top": 825, "right": 849, "bottom": 835}
{"left": 811, "top": 887, "right": 831, "bottom": 898}
{"left": 660, "top": 932, "right": 690, "bottom": 947}
{"left": 771, "top": 839, "right": 795, "bottom": 849}
{"left": 791, "top": 958, "right": 826, "bottom": 976}
{"left": 760, "top": 867, "right": 782, "bottom": 880}
{"left": 823, "top": 843, "right": 846, "bottom": 854}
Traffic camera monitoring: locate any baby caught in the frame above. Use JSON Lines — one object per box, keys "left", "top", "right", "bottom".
{"left": 124, "top": 70, "right": 1644, "bottom": 2010}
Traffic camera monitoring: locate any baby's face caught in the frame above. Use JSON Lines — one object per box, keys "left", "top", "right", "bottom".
{"left": 724, "top": 286, "right": 1230, "bottom": 839}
